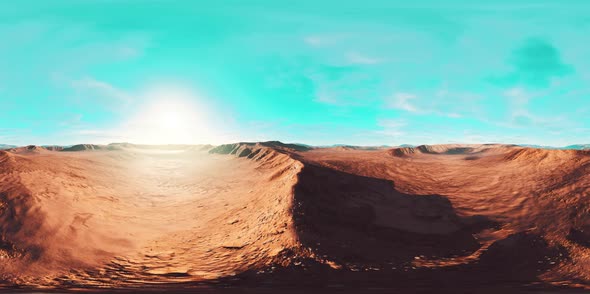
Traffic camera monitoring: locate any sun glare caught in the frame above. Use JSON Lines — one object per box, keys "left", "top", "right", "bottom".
{"left": 154, "top": 104, "right": 187, "bottom": 130}
{"left": 124, "top": 88, "right": 216, "bottom": 145}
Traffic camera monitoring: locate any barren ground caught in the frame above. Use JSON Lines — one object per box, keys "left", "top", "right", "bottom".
{"left": 1, "top": 143, "right": 590, "bottom": 293}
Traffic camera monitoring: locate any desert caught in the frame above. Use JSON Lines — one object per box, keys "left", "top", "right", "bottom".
{"left": 1, "top": 142, "right": 590, "bottom": 292}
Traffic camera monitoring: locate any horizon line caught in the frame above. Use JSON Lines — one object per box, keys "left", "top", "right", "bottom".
{"left": 1, "top": 141, "right": 589, "bottom": 149}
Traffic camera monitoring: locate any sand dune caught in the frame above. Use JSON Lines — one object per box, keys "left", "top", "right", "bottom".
{"left": 1, "top": 143, "right": 590, "bottom": 291}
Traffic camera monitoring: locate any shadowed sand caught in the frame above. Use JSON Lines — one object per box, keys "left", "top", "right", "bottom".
{"left": 1, "top": 142, "right": 590, "bottom": 292}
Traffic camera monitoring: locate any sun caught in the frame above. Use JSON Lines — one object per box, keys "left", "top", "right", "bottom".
{"left": 124, "top": 89, "right": 215, "bottom": 145}
{"left": 147, "top": 100, "right": 203, "bottom": 144}
{"left": 153, "top": 103, "right": 187, "bottom": 130}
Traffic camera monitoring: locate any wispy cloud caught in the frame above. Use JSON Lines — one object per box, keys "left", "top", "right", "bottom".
{"left": 386, "top": 93, "right": 418, "bottom": 112}
{"left": 384, "top": 90, "right": 478, "bottom": 119}
{"left": 71, "top": 77, "right": 132, "bottom": 103}
{"left": 346, "top": 52, "right": 384, "bottom": 65}
{"left": 504, "top": 87, "right": 531, "bottom": 105}
{"left": 314, "top": 92, "right": 339, "bottom": 104}
{"left": 502, "top": 87, "right": 567, "bottom": 128}
{"left": 303, "top": 36, "right": 325, "bottom": 46}
{"left": 308, "top": 68, "right": 380, "bottom": 106}
{"left": 303, "top": 34, "right": 349, "bottom": 47}
{"left": 374, "top": 119, "right": 406, "bottom": 137}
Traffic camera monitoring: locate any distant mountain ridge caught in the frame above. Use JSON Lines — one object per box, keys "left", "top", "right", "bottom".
{"left": 519, "top": 144, "right": 590, "bottom": 150}
{"left": 2, "top": 142, "right": 590, "bottom": 152}
{"left": 563, "top": 144, "right": 590, "bottom": 150}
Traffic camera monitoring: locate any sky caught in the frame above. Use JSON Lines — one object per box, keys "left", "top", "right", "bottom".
{"left": 1, "top": 0, "right": 590, "bottom": 146}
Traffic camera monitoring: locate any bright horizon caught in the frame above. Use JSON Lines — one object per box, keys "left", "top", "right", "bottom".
{"left": 2, "top": 1, "right": 590, "bottom": 146}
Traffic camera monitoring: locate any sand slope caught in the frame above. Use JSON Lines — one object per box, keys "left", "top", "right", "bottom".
{"left": 0, "top": 145, "right": 301, "bottom": 288}
{"left": 1, "top": 143, "right": 590, "bottom": 291}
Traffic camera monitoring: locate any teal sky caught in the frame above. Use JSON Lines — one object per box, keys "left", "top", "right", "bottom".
{"left": 1, "top": 0, "right": 590, "bottom": 146}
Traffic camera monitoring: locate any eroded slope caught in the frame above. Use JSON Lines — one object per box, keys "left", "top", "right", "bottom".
{"left": 0, "top": 146, "right": 302, "bottom": 289}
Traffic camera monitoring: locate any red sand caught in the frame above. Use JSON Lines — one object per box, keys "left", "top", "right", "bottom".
{"left": 1, "top": 143, "right": 590, "bottom": 292}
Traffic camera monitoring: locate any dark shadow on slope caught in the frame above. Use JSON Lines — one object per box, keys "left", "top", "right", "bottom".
{"left": 291, "top": 163, "right": 496, "bottom": 266}
{"left": 474, "top": 232, "right": 569, "bottom": 281}
{"left": 0, "top": 189, "right": 47, "bottom": 263}
{"left": 568, "top": 226, "right": 590, "bottom": 247}
{"left": 464, "top": 155, "right": 481, "bottom": 160}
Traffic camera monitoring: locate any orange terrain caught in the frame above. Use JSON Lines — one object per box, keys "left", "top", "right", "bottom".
{"left": 1, "top": 142, "right": 590, "bottom": 292}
